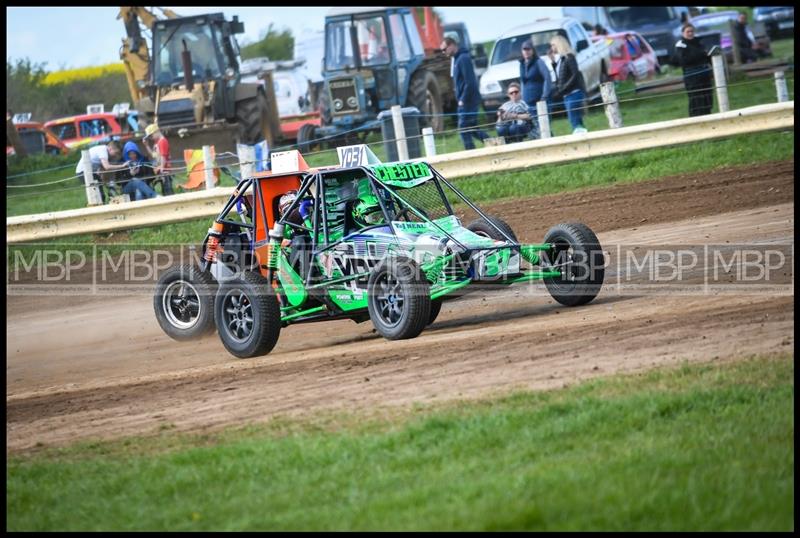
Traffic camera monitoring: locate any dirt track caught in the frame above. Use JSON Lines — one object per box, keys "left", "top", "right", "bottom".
{"left": 6, "top": 160, "right": 795, "bottom": 453}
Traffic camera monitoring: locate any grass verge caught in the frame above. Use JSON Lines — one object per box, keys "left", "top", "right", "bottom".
{"left": 6, "top": 353, "right": 794, "bottom": 531}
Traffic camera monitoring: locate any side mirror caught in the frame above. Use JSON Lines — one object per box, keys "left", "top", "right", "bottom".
{"left": 576, "top": 39, "right": 588, "bottom": 52}
{"left": 231, "top": 16, "right": 245, "bottom": 34}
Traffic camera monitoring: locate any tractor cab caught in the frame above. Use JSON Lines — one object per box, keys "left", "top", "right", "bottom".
{"left": 322, "top": 7, "right": 427, "bottom": 129}
{"left": 148, "top": 14, "right": 245, "bottom": 128}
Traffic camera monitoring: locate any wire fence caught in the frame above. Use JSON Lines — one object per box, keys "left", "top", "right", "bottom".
{"left": 6, "top": 68, "right": 794, "bottom": 211}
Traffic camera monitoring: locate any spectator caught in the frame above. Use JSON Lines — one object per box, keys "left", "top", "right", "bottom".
{"left": 121, "top": 140, "right": 158, "bottom": 201}
{"left": 440, "top": 36, "right": 489, "bottom": 150}
{"left": 75, "top": 140, "right": 130, "bottom": 203}
{"left": 495, "top": 82, "right": 533, "bottom": 142}
{"left": 733, "top": 12, "right": 768, "bottom": 64}
{"left": 142, "top": 124, "right": 175, "bottom": 195}
{"left": 673, "top": 23, "right": 713, "bottom": 117}
{"left": 518, "top": 39, "right": 551, "bottom": 140}
{"left": 548, "top": 35, "right": 588, "bottom": 134}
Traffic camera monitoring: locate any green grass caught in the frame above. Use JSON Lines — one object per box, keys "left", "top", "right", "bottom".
{"left": 6, "top": 354, "right": 794, "bottom": 531}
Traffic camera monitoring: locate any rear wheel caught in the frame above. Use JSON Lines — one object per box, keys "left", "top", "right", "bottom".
{"left": 367, "top": 257, "right": 431, "bottom": 340}
{"left": 215, "top": 270, "right": 281, "bottom": 358}
{"left": 466, "top": 216, "right": 518, "bottom": 242}
{"left": 408, "top": 70, "right": 443, "bottom": 132}
{"left": 541, "top": 222, "right": 605, "bottom": 307}
{"left": 236, "top": 92, "right": 269, "bottom": 145}
{"left": 153, "top": 264, "right": 217, "bottom": 341}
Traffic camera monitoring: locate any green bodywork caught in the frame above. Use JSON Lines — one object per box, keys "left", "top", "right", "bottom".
{"left": 259, "top": 161, "right": 561, "bottom": 324}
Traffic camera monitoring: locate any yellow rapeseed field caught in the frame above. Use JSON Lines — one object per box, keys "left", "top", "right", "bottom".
{"left": 43, "top": 63, "right": 126, "bottom": 85}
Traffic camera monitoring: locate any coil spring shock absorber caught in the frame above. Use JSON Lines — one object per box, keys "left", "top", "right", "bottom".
{"left": 266, "top": 223, "right": 285, "bottom": 281}
{"left": 204, "top": 222, "right": 225, "bottom": 262}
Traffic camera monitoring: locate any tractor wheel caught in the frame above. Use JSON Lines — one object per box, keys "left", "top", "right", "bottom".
{"left": 367, "top": 257, "right": 431, "bottom": 340}
{"left": 408, "top": 70, "right": 444, "bottom": 132}
{"left": 153, "top": 264, "right": 217, "bottom": 341}
{"left": 466, "top": 216, "right": 518, "bottom": 242}
{"left": 541, "top": 222, "right": 605, "bottom": 307}
{"left": 235, "top": 92, "right": 269, "bottom": 145}
{"left": 214, "top": 270, "right": 281, "bottom": 359}
{"left": 297, "top": 123, "right": 317, "bottom": 154}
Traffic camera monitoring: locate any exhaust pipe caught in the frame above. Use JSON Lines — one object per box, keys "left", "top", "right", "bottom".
{"left": 181, "top": 39, "right": 194, "bottom": 91}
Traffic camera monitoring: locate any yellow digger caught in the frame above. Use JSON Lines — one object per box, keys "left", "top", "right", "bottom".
{"left": 118, "top": 6, "right": 282, "bottom": 157}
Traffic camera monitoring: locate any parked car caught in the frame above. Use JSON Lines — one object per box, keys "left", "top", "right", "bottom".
{"left": 44, "top": 112, "right": 128, "bottom": 150}
{"left": 6, "top": 121, "right": 70, "bottom": 157}
{"left": 593, "top": 31, "right": 661, "bottom": 82}
{"left": 562, "top": 6, "right": 688, "bottom": 66}
{"left": 753, "top": 6, "right": 794, "bottom": 40}
{"left": 479, "top": 17, "right": 611, "bottom": 113}
{"left": 691, "top": 10, "right": 772, "bottom": 63}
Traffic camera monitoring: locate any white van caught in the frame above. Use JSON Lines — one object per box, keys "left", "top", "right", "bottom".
{"left": 479, "top": 17, "right": 610, "bottom": 112}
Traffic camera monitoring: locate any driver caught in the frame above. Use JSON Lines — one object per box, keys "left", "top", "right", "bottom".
{"left": 352, "top": 194, "right": 385, "bottom": 228}
{"left": 278, "top": 190, "right": 314, "bottom": 232}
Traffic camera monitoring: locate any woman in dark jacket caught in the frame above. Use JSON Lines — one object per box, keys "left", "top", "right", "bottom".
{"left": 673, "top": 23, "right": 713, "bottom": 116}
{"left": 519, "top": 39, "right": 551, "bottom": 139}
{"left": 548, "top": 35, "right": 588, "bottom": 133}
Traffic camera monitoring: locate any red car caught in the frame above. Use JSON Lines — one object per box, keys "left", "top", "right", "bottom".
{"left": 593, "top": 32, "right": 661, "bottom": 82}
{"left": 44, "top": 112, "right": 128, "bottom": 150}
{"left": 6, "top": 121, "right": 70, "bottom": 157}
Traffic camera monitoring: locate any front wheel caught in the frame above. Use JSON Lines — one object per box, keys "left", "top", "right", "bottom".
{"left": 367, "top": 257, "right": 431, "bottom": 340}
{"left": 153, "top": 264, "right": 217, "bottom": 341}
{"left": 541, "top": 222, "right": 605, "bottom": 307}
{"left": 215, "top": 270, "right": 281, "bottom": 358}
{"left": 296, "top": 123, "right": 317, "bottom": 154}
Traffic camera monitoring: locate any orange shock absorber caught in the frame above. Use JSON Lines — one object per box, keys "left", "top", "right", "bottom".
{"left": 204, "top": 222, "right": 225, "bottom": 262}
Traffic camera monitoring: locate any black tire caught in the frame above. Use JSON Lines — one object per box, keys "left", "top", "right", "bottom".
{"left": 235, "top": 92, "right": 268, "bottom": 145}
{"left": 541, "top": 222, "right": 605, "bottom": 307}
{"left": 367, "top": 257, "right": 431, "bottom": 340}
{"left": 407, "top": 70, "right": 444, "bottom": 132}
{"left": 297, "top": 123, "right": 317, "bottom": 154}
{"left": 466, "top": 216, "right": 518, "bottom": 242}
{"left": 215, "top": 270, "right": 281, "bottom": 359}
{"left": 428, "top": 298, "right": 443, "bottom": 326}
{"left": 153, "top": 264, "right": 217, "bottom": 341}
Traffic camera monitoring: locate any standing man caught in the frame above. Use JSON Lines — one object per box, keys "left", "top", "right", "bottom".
{"left": 441, "top": 36, "right": 488, "bottom": 150}
{"left": 75, "top": 140, "right": 130, "bottom": 204}
{"left": 673, "top": 23, "right": 714, "bottom": 117}
{"left": 142, "top": 123, "right": 175, "bottom": 195}
{"left": 519, "top": 39, "right": 551, "bottom": 140}
{"left": 733, "top": 12, "right": 768, "bottom": 63}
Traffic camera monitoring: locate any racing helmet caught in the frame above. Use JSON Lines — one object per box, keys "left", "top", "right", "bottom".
{"left": 278, "top": 190, "right": 298, "bottom": 216}
{"left": 353, "top": 194, "right": 384, "bottom": 226}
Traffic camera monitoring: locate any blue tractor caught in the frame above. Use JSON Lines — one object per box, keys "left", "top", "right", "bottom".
{"left": 298, "top": 7, "right": 457, "bottom": 151}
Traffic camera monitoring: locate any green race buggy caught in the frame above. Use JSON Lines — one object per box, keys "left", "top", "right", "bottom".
{"left": 154, "top": 149, "right": 605, "bottom": 358}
